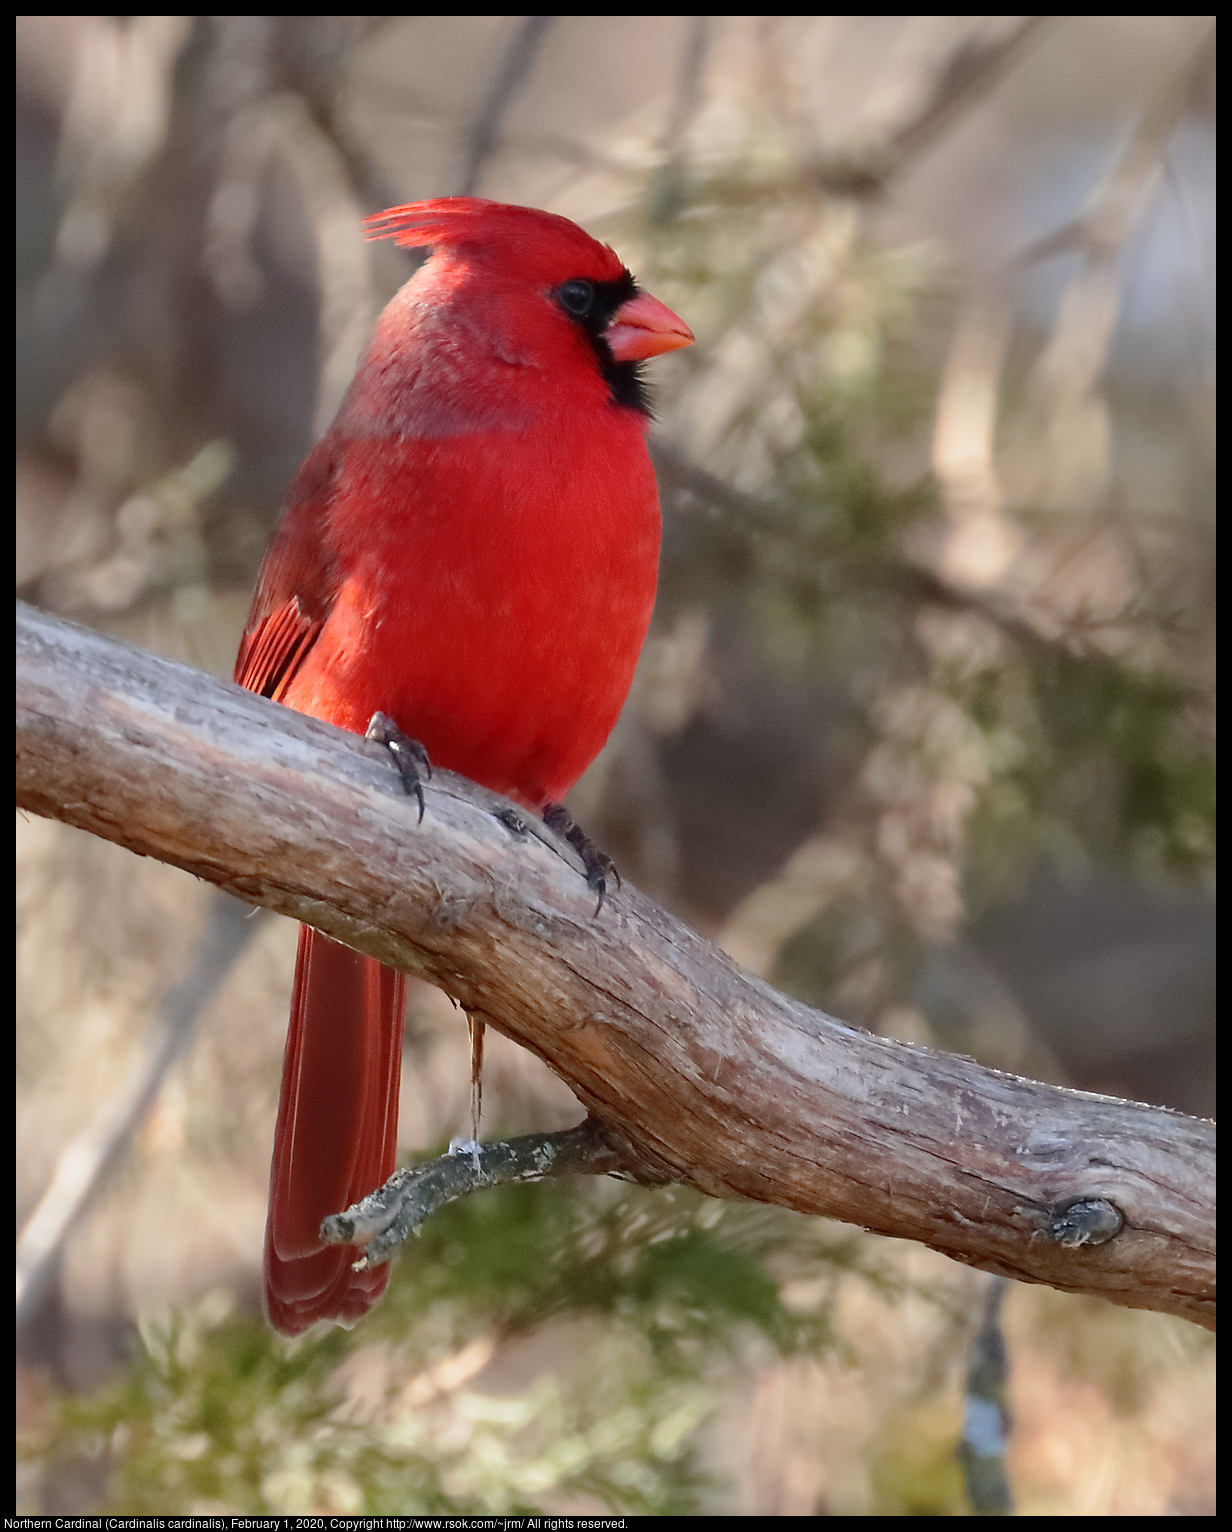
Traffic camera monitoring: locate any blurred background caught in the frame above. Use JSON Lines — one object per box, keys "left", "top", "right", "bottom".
{"left": 17, "top": 15, "right": 1215, "bottom": 1515}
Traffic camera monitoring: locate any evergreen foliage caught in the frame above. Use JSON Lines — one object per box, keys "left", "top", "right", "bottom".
{"left": 24, "top": 1181, "right": 876, "bottom": 1514}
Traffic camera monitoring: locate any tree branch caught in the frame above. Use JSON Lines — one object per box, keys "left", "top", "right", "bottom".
{"left": 15, "top": 600, "right": 1215, "bottom": 1329}
{"left": 323, "top": 1121, "right": 624, "bottom": 1268}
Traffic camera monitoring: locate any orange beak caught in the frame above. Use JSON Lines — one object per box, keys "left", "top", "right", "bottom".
{"left": 606, "top": 291, "right": 694, "bottom": 362}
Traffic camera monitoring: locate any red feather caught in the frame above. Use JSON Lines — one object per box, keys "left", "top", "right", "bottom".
{"left": 235, "top": 198, "right": 691, "bottom": 1333}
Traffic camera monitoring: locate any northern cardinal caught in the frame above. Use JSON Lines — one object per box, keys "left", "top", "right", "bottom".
{"left": 234, "top": 198, "right": 692, "bottom": 1334}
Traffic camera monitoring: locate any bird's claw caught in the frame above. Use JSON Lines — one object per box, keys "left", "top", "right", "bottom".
{"left": 366, "top": 711, "right": 431, "bottom": 821}
{"left": 543, "top": 801, "right": 619, "bottom": 915}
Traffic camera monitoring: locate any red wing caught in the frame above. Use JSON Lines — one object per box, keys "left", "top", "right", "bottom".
{"left": 233, "top": 441, "right": 341, "bottom": 699}
{"left": 234, "top": 597, "right": 324, "bottom": 701}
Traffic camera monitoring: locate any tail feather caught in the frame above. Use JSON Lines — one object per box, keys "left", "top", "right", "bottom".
{"left": 265, "top": 926, "right": 406, "bottom": 1335}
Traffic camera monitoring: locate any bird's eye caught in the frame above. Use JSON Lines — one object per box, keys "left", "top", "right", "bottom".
{"left": 557, "top": 279, "right": 595, "bottom": 317}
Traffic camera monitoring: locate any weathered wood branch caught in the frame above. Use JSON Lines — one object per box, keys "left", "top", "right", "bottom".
{"left": 15, "top": 601, "right": 1215, "bottom": 1329}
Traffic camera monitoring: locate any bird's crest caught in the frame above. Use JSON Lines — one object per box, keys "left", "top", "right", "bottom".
{"left": 364, "top": 197, "right": 625, "bottom": 281}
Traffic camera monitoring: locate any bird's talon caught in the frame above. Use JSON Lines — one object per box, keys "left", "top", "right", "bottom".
{"left": 366, "top": 712, "right": 431, "bottom": 820}
{"left": 543, "top": 801, "right": 617, "bottom": 916}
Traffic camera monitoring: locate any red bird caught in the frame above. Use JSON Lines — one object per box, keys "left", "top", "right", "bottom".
{"left": 234, "top": 198, "right": 692, "bottom": 1334}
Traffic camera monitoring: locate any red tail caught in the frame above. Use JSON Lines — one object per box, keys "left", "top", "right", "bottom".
{"left": 264, "top": 926, "right": 406, "bottom": 1335}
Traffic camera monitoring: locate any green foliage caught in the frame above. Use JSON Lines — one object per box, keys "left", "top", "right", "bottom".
{"left": 936, "top": 625, "right": 1215, "bottom": 916}
{"left": 377, "top": 1179, "right": 844, "bottom": 1361}
{"left": 22, "top": 1181, "right": 874, "bottom": 1515}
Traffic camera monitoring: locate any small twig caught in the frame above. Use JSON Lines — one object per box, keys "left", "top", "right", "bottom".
{"left": 466, "top": 1012, "right": 486, "bottom": 1149}
{"left": 321, "top": 1121, "right": 626, "bottom": 1267}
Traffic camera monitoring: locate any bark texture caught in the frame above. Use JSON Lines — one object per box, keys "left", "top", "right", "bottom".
{"left": 16, "top": 601, "right": 1216, "bottom": 1328}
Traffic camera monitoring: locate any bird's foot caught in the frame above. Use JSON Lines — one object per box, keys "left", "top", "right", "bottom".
{"left": 543, "top": 801, "right": 620, "bottom": 915}
{"left": 366, "top": 712, "right": 431, "bottom": 822}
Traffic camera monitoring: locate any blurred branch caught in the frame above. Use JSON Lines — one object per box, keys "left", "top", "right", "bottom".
{"left": 458, "top": 16, "right": 557, "bottom": 196}
{"left": 16, "top": 602, "right": 1215, "bottom": 1329}
{"left": 52, "top": 15, "right": 192, "bottom": 276}
{"left": 15, "top": 890, "right": 269, "bottom": 1330}
{"left": 1013, "top": 22, "right": 1216, "bottom": 513}
{"left": 653, "top": 443, "right": 1142, "bottom": 660}
{"left": 1013, "top": 20, "right": 1216, "bottom": 271}
{"left": 206, "top": 90, "right": 374, "bottom": 437}
{"left": 684, "top": 17, "right": 1051, "bottom": 204}
{"left": 930, "top": 296, "right": 1019, "bottom": 588}
{"left": 885, "top": 17, "right": 1050, "bottom": 175}
{"left": 662, "top": 16, "right": 713, "bottom": 155}
{"left": 275, "top": 16, "right": 403, "bottom": 213}
{"left": 959, "top": 1275, "right": 1014, "bottom": 1515}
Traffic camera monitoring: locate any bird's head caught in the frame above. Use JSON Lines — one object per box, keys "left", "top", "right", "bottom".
{"left": 365, "top": 198, "right": 692, "bottom": 414}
